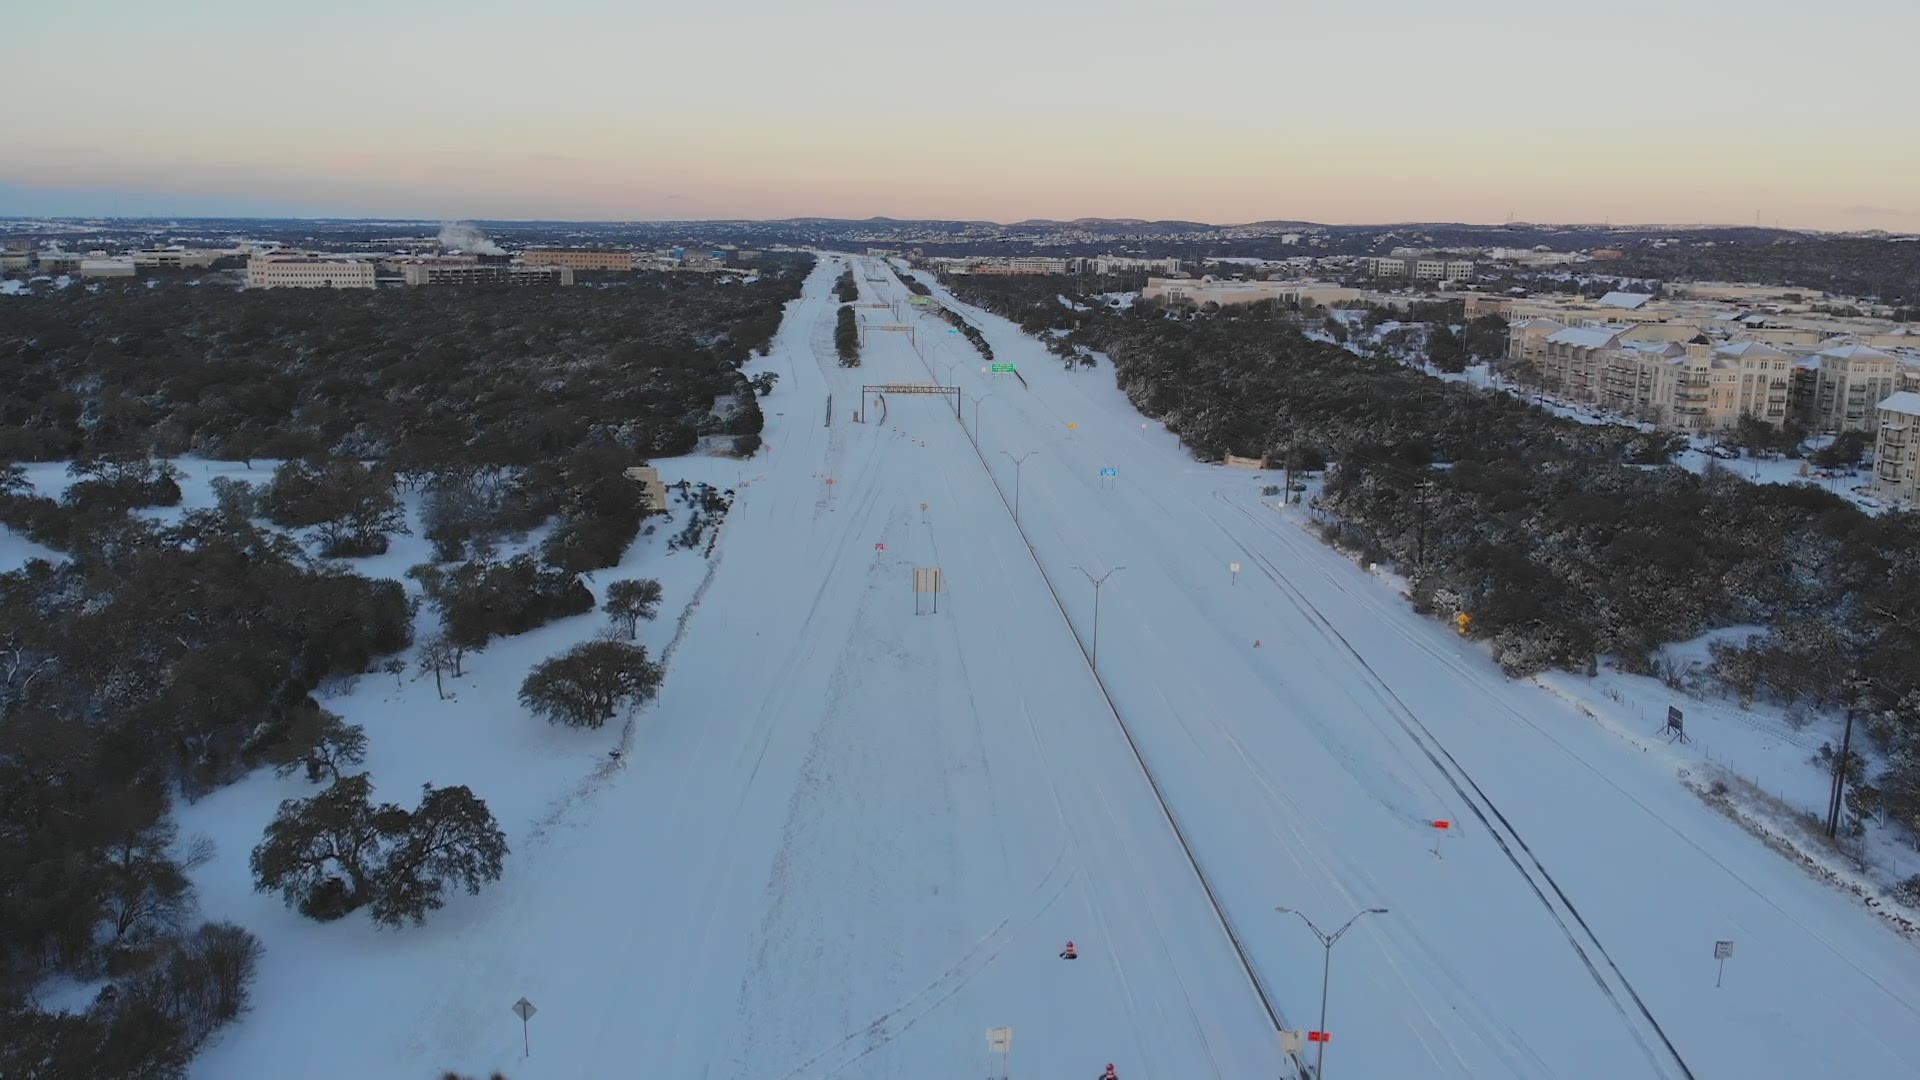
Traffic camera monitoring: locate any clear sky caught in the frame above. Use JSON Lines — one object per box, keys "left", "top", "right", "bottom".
{"left": 4, "top": 0, "right": 1915, "bottom": 230}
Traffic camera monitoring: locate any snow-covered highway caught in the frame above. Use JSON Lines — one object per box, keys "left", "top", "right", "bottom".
{"left": 189, "top": 254, "right": 1920, "bottom": 1079}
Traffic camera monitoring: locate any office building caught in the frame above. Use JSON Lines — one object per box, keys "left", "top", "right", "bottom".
{"left": 247, "top": 255, "right": 378, "bottom": 289}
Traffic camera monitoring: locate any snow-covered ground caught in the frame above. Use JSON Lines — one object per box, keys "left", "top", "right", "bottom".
{"left": 21, "top": 254, "right": 1919, "bottom": 1077}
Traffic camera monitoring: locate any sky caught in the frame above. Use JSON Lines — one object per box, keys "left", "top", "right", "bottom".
{"left": 3, "top": 0, "right": 1916, "bottom": 231}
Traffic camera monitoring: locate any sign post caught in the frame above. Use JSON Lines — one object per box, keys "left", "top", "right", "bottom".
{"left": 1713, "top": 940, "right": 1733, "bottom": 987}
{"left": 1430, "top": 819, "right": 1452, "bottom": 858}
{"left": 1280, "top": 1030, "right": 1304, "bottom": 1054}
{"left": 1661, "top": 705, "right": 1690, "bottom": 744}
{"left": 913, "top": 567, "right": 945, "bottom": 615}
{"left": 511, "top": 997, "right": 538, "bottom": 1057}
{"left": 985, "top": 1026, "right": 1013, "bottom": 1080}
{"left": 1099, "top": 466, "right": 1118, "bottom": 490}
{"left": 1229, "top": 561, "right": 1241, "bottom": 587}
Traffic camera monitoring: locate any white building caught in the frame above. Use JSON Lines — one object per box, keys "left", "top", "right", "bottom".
{"left": 79, "top": 258, "right": 137, "bottom": 278}
{"left": 247, "top": 255, "right": 377, "bottom": 289}
{"left": 1873, "top": 390, "right": 1920, "bottom": 504}
{"left": 132, "top": 247, "right": 219, "bottom": 269}
{"left": 1142, "top": 276, "right": 1361, "bottom": 308}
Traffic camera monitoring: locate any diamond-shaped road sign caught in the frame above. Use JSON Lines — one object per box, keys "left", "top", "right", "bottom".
{"left": 512, "top": 997, "right": 537, "bottom": 1022}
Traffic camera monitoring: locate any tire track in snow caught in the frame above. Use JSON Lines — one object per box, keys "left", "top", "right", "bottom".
{"left": 1207, "top": 501, "right": 1696, "bottom": 1080}
{"left": 867, "top": 261, "right": 1304, "bottom": 1076}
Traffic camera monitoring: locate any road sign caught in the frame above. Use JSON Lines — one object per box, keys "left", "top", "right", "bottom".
{"left": 1432, "top": 819, "right": 1451, "bottom": 830}
{"left": 1714, "top": 940, "right": 1733, "bottom": 959}
{"left": 991, "top": 363, "right": 1017, "bottom": 373}
{"left": 1229, "top": 560, "right": 1241, "bottom": 586}
{"left": 1067, "top": 422, "right": 1078, "bottom": 430}
{"left": 986, "top": 1026, "right": 1013, "bottom": 1052}
{"left": 1280, "top": 1030, "right": 1304, "bottom": 1053}
{"left": 1431, "top": 818, "right": 1452, "bottom": 857}
{"left": 914, "top": 567, "right": 945, "bottom": 614}
{"left": 511, "top": 996, "right": 538, "bottom": 1056}
{"left": 875, "top": 542, "right": 885, "bottom": 551}
{"left": 1099, "top": 467, "right": 1118, "bottom": 477}
{"left": 1307, "top": 1031, "right": 1331, "bottom": 1043}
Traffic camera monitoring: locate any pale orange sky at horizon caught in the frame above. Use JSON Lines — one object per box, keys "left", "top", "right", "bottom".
{"left": 4, "top": 0, "right": 1915, "bottom": 231}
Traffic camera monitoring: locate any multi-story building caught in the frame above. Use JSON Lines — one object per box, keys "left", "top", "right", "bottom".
{"left": 1518, "top": 330, "right": 1795, "bottom": 432}
{"left": 79, "top": 258, "right": 137, "bottom": 278}
{"left": 35, "top": 251, "right": 83, "bottom": 273}
{"left": 0, "top": 251, "right": 29, "bottom": 272}
{"left": 519, "top": 249, "right": 635, "bottom": 271}
{"left": 247, "top": 255, "right": 377, "bottom": 289}
{"left": 1087, "top": 254, "right": 1182, "bottom": 275}
{"left": 944, "top": 256, "right": 1072, "bottom": 275}
{"left": 132, "top": 247, "right": 219, "bottom": 269}
{"left": 1535, "top": 325, "right": 1625, "bottom": 398}
{"left": 1141, "top": 277, "right": 1361, "bottom": 308}
{"left": 1801, "top": 343, "right": 1902, "bottom": 433}
{"left": 1873, "top": 390, "right": 1920, "bottom": 505}
{"left": 1363, "top": 256, "right": 1473, "bottom": 281}
{"left": 399, "top": 262, "right": 573, "bottom": 287}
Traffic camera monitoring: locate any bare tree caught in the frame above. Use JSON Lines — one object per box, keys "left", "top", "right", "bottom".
{"left": 417, "top": 634, "right": 456, "bottom": 700}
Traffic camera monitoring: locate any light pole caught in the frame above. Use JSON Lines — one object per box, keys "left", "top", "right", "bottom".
{"left": 1275, "top": 906, "right": 1387, "bottom": 1080}
{"left": 1071, "top": 564, "right": 1125, "bottom": 671}
{"left": 943, "top": 359, "right": 961, "bottom": 386}
{"left": 965, "top": 393, "right": 990, "bottom": 446}
{"left": 1001, "top": 450, "right": 1036, "bottom": 524}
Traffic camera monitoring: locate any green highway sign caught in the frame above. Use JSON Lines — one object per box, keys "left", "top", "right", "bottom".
{"left": 991, "top": 363, "right": 1017, "bottom": 373}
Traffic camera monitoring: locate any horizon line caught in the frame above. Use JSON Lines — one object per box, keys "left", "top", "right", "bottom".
{"left": 4, "top": 212, "right": 1913, "bottom": 237}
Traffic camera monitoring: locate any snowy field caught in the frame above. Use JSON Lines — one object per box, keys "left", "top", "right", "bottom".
{"left": 14, "top": 256, "right": 1920, "bottom": 1078}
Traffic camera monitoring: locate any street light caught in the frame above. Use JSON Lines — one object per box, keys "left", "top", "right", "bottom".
{"left": 1274, "top": 906, "right": 1387, "bottom": 1080}
{"left": 1070, "top": 564, "right": 1125, "bottom": 671}
{"left": 964, "top": 393, "right": 990, "bottom": 445}
{"left": 943, "top": 359, "right": 962, "bottom": 386}
{"left": 1001, "top": 450, "right": 1036, "bottom": 523}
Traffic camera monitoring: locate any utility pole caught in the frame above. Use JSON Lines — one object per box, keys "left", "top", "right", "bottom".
{"left": 1284, "top": 434, "right": 1296, "bottom": 505}
{"left": 1415, "top": 480, "right": 1433, "bottom": 569}
{"left": 1001, "top": 450, "right": 1037, "bottom": 524}
{"left": 1274, "top": 907, "right": 1388, "bottom": 1080}
{"left": 1071, "top": 564, "right": 1125, "bottom": 671}
{"left": 1827, "top": 705, "right": 1857, "bottom": 838}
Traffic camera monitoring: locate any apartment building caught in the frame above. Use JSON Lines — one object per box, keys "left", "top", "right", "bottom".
{"left": 1873, "top": 390, "right": 1920, "bottom": 504}
{"left": 519, "top": 248, "right": 635, "bottom": 271}
{"left": 1534, "top": 325, "right": 1625, "bottom": 399}
{"left": 1142, "top": 276, "right": 1361, "bottom": 308}
{"left": 247, "top": 255, "right": 377, "bottom": 289}
{"left": 1800, "top": 343, "right": 1902, "bottom": 433}
{"left": 399, "top": 263, "right": 573, "bottom": 287}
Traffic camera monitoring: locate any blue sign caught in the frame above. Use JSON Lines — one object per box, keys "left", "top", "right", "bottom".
{"left": 1099, "top": 467, "right": 1118, "bottom": 478}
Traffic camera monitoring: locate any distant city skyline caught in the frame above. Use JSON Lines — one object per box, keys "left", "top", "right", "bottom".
{"left": 4, "top": 0, "right": 1915, "bottom": 232}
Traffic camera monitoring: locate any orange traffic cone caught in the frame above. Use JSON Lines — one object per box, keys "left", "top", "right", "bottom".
{"left": 1059, "top": 941, "right": 1078, "bottom": 960}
